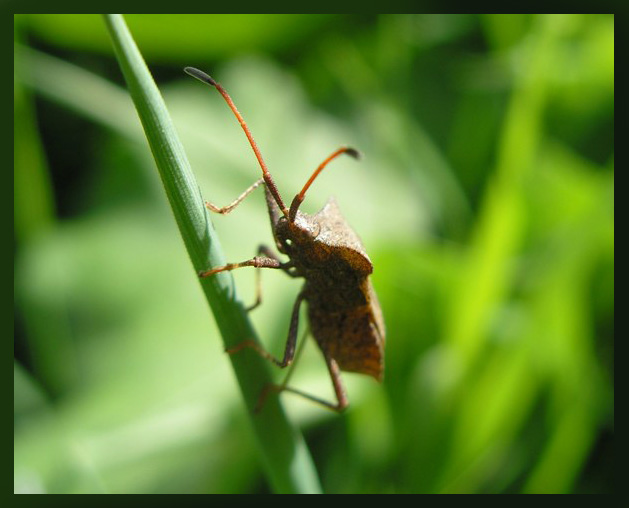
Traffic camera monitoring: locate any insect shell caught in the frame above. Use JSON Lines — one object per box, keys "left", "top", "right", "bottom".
{"left": 268, "top": 189, "right": 386, "bottom": 383}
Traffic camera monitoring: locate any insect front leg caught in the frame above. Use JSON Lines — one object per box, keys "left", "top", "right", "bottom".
{"left": 198, "top": 245, "right": 290, "bottom": 310}
{"left": 247, "top": 245, "right": 285, "bottom": 312}
{"left": 198, "top": 252, "right": 283, "bottom": 278}
{"left": 205, "top": 177, "right": 264, "bottom": 214}
{"left": 248, "top": 245, "right": 300, "bottom": 311}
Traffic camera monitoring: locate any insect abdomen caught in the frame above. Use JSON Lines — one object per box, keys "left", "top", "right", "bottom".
{"left": 307, "top": 279, "right": 385, "bottom": 381}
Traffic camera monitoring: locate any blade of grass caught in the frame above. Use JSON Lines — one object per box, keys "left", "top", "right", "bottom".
{"left": 102, "top": 14, "right": 321, "bottom": 494}
{"left": 444, "top": 14, "right": 560, "bottom": 368}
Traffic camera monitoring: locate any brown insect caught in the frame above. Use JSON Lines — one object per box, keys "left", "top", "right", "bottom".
{"left": 185, "top": 67, "right": 385, "bottom": 412}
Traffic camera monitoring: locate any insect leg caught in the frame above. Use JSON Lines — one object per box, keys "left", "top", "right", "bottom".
{"left": 247, "top": 245, "right": 284, "bottom": 312}
{"left": 323, "top": 356, "right": 349, "bottom": 411}
{"left": 253, "top": 324, "right": 309, "bottom": 412}
{"left": 256, "top": 356, "right": 348, "bottom": 413}
{"left": 254, "top": 335, "right": 349, "bottom": 413}
{"left": 205, "top": 178, "right": 264, "bottom": 214}
{"left": 226, "top": 290, "right": 306, "bottom": 369}
{"left": 198, "top": 254, "right": 283, "bottom": 278}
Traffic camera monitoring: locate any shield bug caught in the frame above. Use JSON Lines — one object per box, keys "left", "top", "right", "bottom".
{"left": 185, "top": 67, "right": 385, "bottom": 412}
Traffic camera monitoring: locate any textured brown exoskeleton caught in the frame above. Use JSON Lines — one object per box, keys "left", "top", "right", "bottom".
{"left": 185, "top": 67, "right": 385, "bottom": 412}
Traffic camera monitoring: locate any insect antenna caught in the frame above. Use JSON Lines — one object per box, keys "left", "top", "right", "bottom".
{"left": 288, "top": 147, "right": 360, "bottom": 221}
{"left": 184, "top": 67, "right": 289, "bottom": 218}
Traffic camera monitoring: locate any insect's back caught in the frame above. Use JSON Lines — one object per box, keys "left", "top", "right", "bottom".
{"left": 301, "top": 197, "right": 386, "bottom": 381}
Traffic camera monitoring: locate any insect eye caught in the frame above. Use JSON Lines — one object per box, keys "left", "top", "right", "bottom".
{"left": 312, "top": 222, "right": 321, "bottom": 238}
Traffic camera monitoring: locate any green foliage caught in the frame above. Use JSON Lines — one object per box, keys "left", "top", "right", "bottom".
{"left": 14, "top": 14, "right": 613, "bottom": 493}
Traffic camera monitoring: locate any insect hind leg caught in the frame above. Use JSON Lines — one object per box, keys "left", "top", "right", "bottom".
{"left": 255, "top": 345, "right": 349, "bottom": 413}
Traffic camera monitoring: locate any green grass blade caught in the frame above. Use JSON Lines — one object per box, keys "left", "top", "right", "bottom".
{"left": 102, "top": 13, "right": 321, "bottom": 494}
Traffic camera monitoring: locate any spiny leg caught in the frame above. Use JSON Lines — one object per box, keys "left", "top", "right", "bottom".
{"left": 279, "top": 353, "right": 349, "bottom": 413}
{"left": 205, "top": 178, "right": 264, "bottom": 215}
{"left": 198, "top": 253, "right": 283, "bottom": 278}
{"left": 324, "top": 355, "right": 349, "bottom": 411}
{"left": 198, "top": 246, "right": 290, "bottom": 310}
{"left": 229, "top": 286, "right": 350, "bottom": 412}
{"left": 226, "top": 290, "right": 306, "bottom": 368}
{"left": 247, "top": 245, "right": 285, "bottom": 312}
{"left": 259, "top": 355, "right": 349, "bottom": 412}
{"left": 254, "top": 324, "right": 310, "bottom": 412}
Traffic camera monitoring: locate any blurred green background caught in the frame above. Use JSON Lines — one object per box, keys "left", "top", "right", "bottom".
{"left": 14, "top": 14, "right": 613, "bottom": 493}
